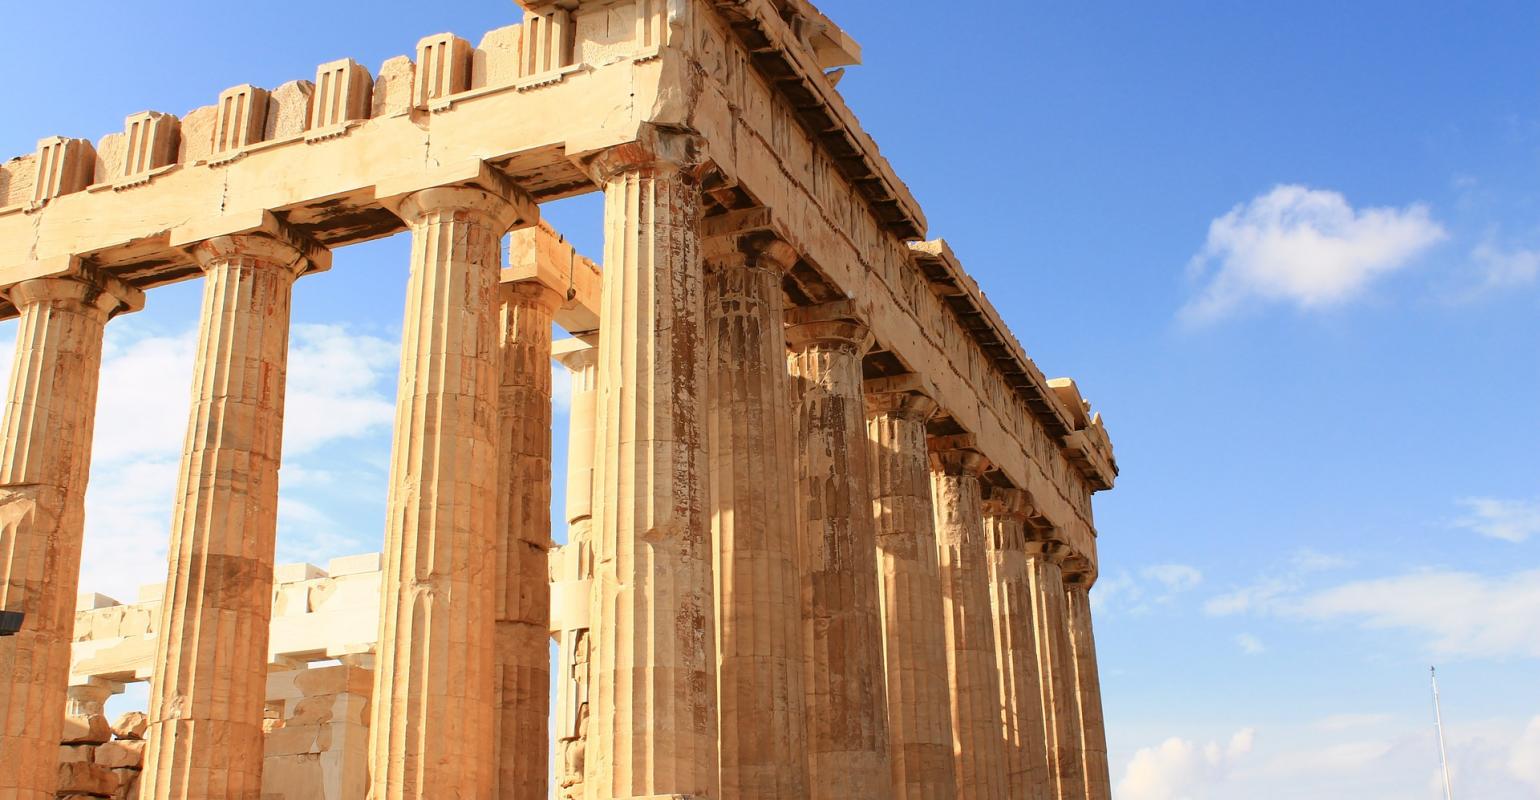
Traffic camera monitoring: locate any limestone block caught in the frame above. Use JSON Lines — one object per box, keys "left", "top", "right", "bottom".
{"left": 94, "top": 740, "right": 145, "bottom": 769}
{"left": 265, "top": 80, "right": 315, "bottom": 140}
{"left": 61, "top": 714, "right": 112, "bottom": 745}
{"left": 59, "top": 744, "right": 95, "bottom": 763}
{"left": 473, "top": 24, "right": 523, "bottom": 89}
{"left": 31, "top": 136, "right": 96, "bottom": 202}
{"left": 213, "top": 84, "right": 270, "bottom": 152}
{"left": 121, "top": 111, "right": 180, "bottom": 176}
{"left": 574, "top": 3, "right": 639, "bottom": 66}
{"left": 521, "top": 8, "right": 572, "bottom": 76}
{"left": 94, "top": 132, "right": 127, "bottom": 184}
{"left": 265, "top": 723, "right": 333, "bottom": 756}
{"left": 56, "top": 761, "right": 115, "bottom": 795}
{"left": 0, "top": 154, "right": 35, "bottom": 205}
{"left": 110, "top": 711, "right": 148, "bottom": 741}
{"left": 371, "top": 56, "right": 416, "bottom": 117}
{"left": 326, "top": 552, "right": 380, "bottom": 576}
{"left": 176, "top": 105, "right": 217, "bottom": 164}
{"left": 274, "top": 562, "right": 327, "bottom": 584}
{"left": 110, "top": 768, "right": 140, "bottom": 800}
{"left": 261, "top": 754, "right": 326, "bottom": 800}
{"left": 413, "top": 33, "right": 472, "bottom": 104}
{"left": 311, "top": 58, "right": 373, "bottom": 128}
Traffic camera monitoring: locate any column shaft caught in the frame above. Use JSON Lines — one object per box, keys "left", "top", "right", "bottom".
{"left": 493, "top": 282, "right": 562, "bottom": 800}
{"left": 930, "top": 450, "right": 1009, "bottom": 799}
{"left": 1066, "top": 579, "right": 1112, "bottom": 800}
{"left": 369, "top": 186, "right": 525, "bottom": 799}
{"left": 706, "top": 239, "right": 808, "bottom": 799}
{"left": 1027, "top": 544, "right": 1086, "bottom": 799}
{"left": 584, "top": 143, "right": 718, "bottom": 798}
{"left": 554, "top": 343, "right": 598, "bottom": 800}
{"left": 0, "top": 274, "right": 134, "bottom": 800}
{"left": 865, "top": 392, "right": 956, "bottom": 800}
{"left": 143, "top": 233, "right": 311, "bottom": 800}
{"left": 788, "top": 319, "right": 890, "bottom": 800}
{"left": 982, "top": 493, "right": 1053, "bottom": 799}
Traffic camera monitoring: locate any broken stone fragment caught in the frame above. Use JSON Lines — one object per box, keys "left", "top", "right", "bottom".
{"left": 58, "top": 744, "right": 95, "bottom": 763}
{"left": 110, "top": 710, "right": 148, "bottom": 740}
{"left": 56, "top": 761, "right": 116, "bottom": 795}
{"left": 61, "top": 714, "right": 112, "bottom": 745}
{"left": 95, "top": 738, "right": 146, "bottom": 769}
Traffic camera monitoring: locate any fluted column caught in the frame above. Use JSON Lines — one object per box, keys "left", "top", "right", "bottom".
{"left": 982, "top": 489, "right": 1053, "bottom": 799}
{"left": 554, "top": 340, "right": 598, "bottom": 800}
{"left": 582, "top": 133, "right": 719, "bottom": 799}
{"left": 368, "top": 181, "right": 531, "bottom": 800}
{"left": 1026, "top": 540, "right": 1086, "bottom": 800}
{"left": 142, "top": 224, "right": 322, "bottom": 800}
{"left": 786, "top": 307, "right": 891, "bottom": 800}
{"left": 0, "top": 270, "right": 140, "bottom": 800}
{"left": 1065, "top": 570, "right": 1111, "bottom": 800}
{"left": 865, "top": 384, "right": 956, "bottom": 800}
{"left": 930, "top": 445, "right": 1009, "bottom": 799}
{"left": 493, "top": 280, "right": 563, "bottom": 800}
{"left": 705, "top": 230, "right": 808, "bottom": 799}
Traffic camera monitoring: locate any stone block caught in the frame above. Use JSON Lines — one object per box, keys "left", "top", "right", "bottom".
{"left": 371, "top": 56, "right": 416, "bottom": 117}
{"left": 95, "top": 739, "right": 145, "bottom": 768}
{"left": 31, "top": 136, "right": 95, "bottom": 202}
{"left": 413, "top": 33, "right": 472, "bottom": 104}
{"left": 111, "top": 767, "right": 140, "bottom": 798}
{"left": 213, "top": 84, "right": 269, "bottom": 153}
{"left": 110, "top": 711, "right": 148, "bottom": 740}
{"left": 325, "top": 552, "right": 381, "bottom": 577}
{"left": 311, "top": 58, "right": 373, "bottom": 129}
{"left": 274, "top": 562, "right": 326, "bottom": 584}
{"left": 61, "top": 714, "right": 112, "bottom": 745}
{"left": 264, "top": 723, "right": 332, "bottom": 756}
{"left": 59, "top": 744, "right": 95, "bottom": 763}
{"left": 473, "top": 24, "right": 523, "bottom": 89}
{"left": 265, "top": 80, "right": 315, "bottom": 140}
{"left": 57, "top": 761, "right": 116, "bottom": 795}
{"left": 122, "top": 111, "right": 180, "bottom": 177}
{"left": 0, "top": 154, "right": 36, "bottom": 206}
{"left": 93, "top": 133, "right": 126, "bottom": 184}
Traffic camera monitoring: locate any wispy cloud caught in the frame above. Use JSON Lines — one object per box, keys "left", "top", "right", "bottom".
{"left": 1182, "top": 185, "right": 1446, "bottom": 323}
{"left": 1118, "top": 728, "right": 1255, "bottom": 800}
{"left": 1093, "top": 563, "right": 1203, "bottom": 615}
{"left": 1454, "top": 496, "right": 1540, "bottom": 543}
{"left": 1467, "top": 240, "right": 1540, "bottom": 296}
{"left": 1235, "top": 633, "right": 1266, "bottom": 655}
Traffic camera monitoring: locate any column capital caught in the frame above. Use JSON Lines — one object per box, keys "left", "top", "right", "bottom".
{"left": 864, "top": 373, "right": 939, "bottom": 421}
{"left": 503, "top": 279, "right": 565, "bottom": 315}
{"left": 7, "top": 262, "right": 144, "bottom": 319}
{"left": 552, "top": 336, "right": 598, "bottom": 374}
{"left": 578, "top": 126, "right": 709, "bottom": 184}
{"left": 928, "top": 435, "right": 990, "bottom": 478}
{"left": 1062, "top": 556, "right": 1097, "bottom": 587}
{"left": 1023, "top": 537, "right": 1072, "bottom": 564}
{"left": 171, "top": 209, "right": 331, "bottom": 276}
{"left": 377, "top": 158, "right": 538, "bottom": 232}
{"left": 981, "top": 486, "right": 1029, "bottom": 520}
{"left": 785, "top": 299, "right": 873, "bottom": 353}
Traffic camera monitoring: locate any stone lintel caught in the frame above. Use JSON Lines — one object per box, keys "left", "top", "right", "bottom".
{"left": 0, "top": 255, "right": 146, "bottom": 315}
{"left": 503, "top": 221, "right": 601, "bottom": 333}
{"left": 375, "top": 158, "right": 538, "bottom": 229}
{"left": 551, "top": 335, "right": 597, "bottom": 368}
{"left": 169, "top": 208, "right": 332, "bottom": 275}
{"left": 863, "top": 372, "right": 936, "bottom": 400}
{"left": 927, "top": 432, "right": 979, "bottom": 455}
{"left": 784, "top": 298, "right": 859, "bottom": 327}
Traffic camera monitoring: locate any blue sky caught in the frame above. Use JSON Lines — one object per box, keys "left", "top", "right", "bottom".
{"left": 4, "top": 2, "right": 1539, "bottom": 797}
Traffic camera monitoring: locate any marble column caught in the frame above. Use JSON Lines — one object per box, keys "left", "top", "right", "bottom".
{"left": 143, "top": 225, "right": 322, "bottom": 800}
{"left": 982, "top": 489, "right": 1053, "bottom": 799}
{"left": 368, "top": 183, "right": 529, "bottom": 799}
{"left": 786, "top": 306, "right": 891, "bottom": 800}
{"left": 865, "top": 384, "right": 957, "bottom": 800}
{"left": 493, "top": 280, "right": 563, "bottom": 800}
{"left": 1065, "top": 570, "right": 1112, "bottom": 800}
{"left": 705, "top": 231, "right": 808, "bottom": 799}
{"left": 1026, "top": 539, "right": 1086, "bottom": 800}
{"left": 553, "top": 340, "right": 598, "bottom": 800}
{"left": 582, "top": 133, "right": 719, "bottom": 799}
{"left": 0, "top": 270, "right": 140, "bottom": 800}
{"left": 930, "top": 446, "right": 1009, "bottom": 799}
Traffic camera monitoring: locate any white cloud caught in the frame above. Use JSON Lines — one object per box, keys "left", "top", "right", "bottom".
{"left": 1117, "top": 728, "right": 1255, "bottom": 800}
{"left": 1292, "top": 569, "right": 1540, "bottom": 660}
{"left": 1511, "top": 717, "right": 1540, "bottom": 790}
{"left": 1182, "top": 185, "right": 1447, "bottom": 322}
{"left": 1093, "top": 563, "right": 1203, "bottom": 615}
{"left": 1469, "top": 241, "right": 1540, "bottom": 294}
{"left": 283, "top": 323, "right": 399, "bottom": 455}
{"left": 1204, "top": 577, "right": 1289, "bottom": 617}
{"left": 1235, "top": 633, "right": 1265, "bottom": 655}
{"left": 1316, "top": 713, "right": 1394, "bottom": 732}
{"left": 1455, "top": 496, "right": 1540, "bottom": 543}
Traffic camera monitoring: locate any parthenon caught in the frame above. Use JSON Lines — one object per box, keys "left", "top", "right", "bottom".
{"left": 0, "top": 1, "right": 1119, "bottom": 799}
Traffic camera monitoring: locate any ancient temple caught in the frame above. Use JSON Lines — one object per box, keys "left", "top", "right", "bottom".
{"left": 0, "top": 1, "right": 1119, "bottom": 798}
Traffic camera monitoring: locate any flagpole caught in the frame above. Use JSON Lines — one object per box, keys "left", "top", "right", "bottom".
{"left": 1431, "top": 666, "right": 1454, "bottom": 800}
